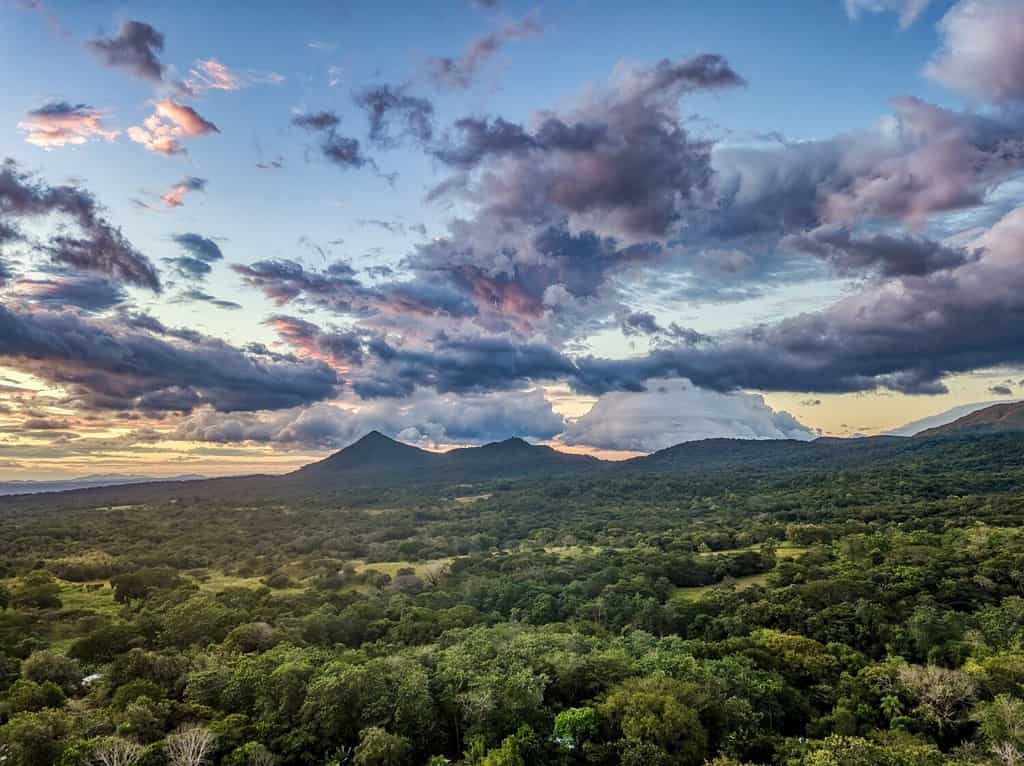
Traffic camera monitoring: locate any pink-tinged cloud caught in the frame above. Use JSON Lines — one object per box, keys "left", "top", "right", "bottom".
{"left": 188, "top": 59, "right": 242, "bottom": 91}
{"left": 160, "top": 176, "right": 207, "bottom": 207}
{"left": 17, "top": 102, "right": 119, "bottom": 149}
{"left": 127, "top": 100, "right": 219, "bottom": 155}
{"left": 185, "top": 59, "right": 286, "bottom": 93}
{"left": 427, "top": 13, "right": 542, "bottom": 89}
{"left": 926, "top": 0, "right": 1024, "bottom": 104}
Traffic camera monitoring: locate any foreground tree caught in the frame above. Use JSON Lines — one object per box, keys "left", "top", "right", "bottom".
{"left": 91, "top": 737, "right": 143, "bottom": 766}
{"left": 165, "top": 726, "right": 216, "bottom": 766}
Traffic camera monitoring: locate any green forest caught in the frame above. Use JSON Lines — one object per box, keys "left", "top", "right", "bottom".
{"left": 3, "top": 432, "right": 1024, "bottom": 765}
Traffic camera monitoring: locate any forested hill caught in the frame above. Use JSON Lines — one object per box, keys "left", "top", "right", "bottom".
{"left": 3, "top": 422, "right": 1024, "bottom": 511}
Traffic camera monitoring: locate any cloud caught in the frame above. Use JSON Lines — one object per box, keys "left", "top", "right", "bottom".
{"left": 781, "top": 225, "right": 976, "bottom": 277}
{"left": 176, "top": 388, "right": 563, "bottom": 450}
{"left": 160, "top": 176, "right": 207, "bottom": 207}
{"left": 177, "top": 288, "right": 242, "bottom": 310}
{"left": 291, "top": 111, "right": 372, "bottom": 170}
{"left": 0, "top": 305, "right": 338, "bottom": 413}
{"left": 709, "top": 96, "right": 1024, "bottom": 240}
{"left": 429, "top": 54, "right": 745, "bottom": 240}
{"left": 619, "top": 312, "right": 710, "bottom": 345}
{"left": 0, "top": 158, "right": 160, "bottom": 290}
{"left": 844, "top": 0, "right": 930, "bottom": 27}
{"left": 355, "top": 334, "right": 577, "bottom": 399}
{"left": 166, "top": 256, "right": 212, "bottom": 279}
{"left": 354, "top": 84, "right": 434, "bottom": 147}
{"left": 232, "top": 258, "right": 477, "bottom": 321}
{"left": 184, "top": 59, "right": 286, "bottom": 93}
{"left": 172, "top": 232, "right": 223, "bottom": 263}
{"left": 128, "top": 100, "right": 219, "bottom": 155}
{"left": 572, "top": 206, "right": 1024, "bottom": 397}
{"left": 87, "top": 20, "right": 167, "bottom": 82}
{"left": 990, "top": 383, "right": 1014, "bottom": 395}
{"left": 17, "top": 102, "right": 119, "bottom": 149}
{"left": 562, "top": 378, "right": 814, "bottom": 452}
{"left": 926, "top": 0, "right": 1024, "bottom": 104}
{"left": 11, "top": 272, "right": 126, "bottom": 312}
{"left": 266, "top": 314, "right": 365, "bottom": 368}
{"left": 164, "top": 233, "right": 221, "bottom": 281}
{"left": 427, "top": 14, "right": 543, "bottom": 89}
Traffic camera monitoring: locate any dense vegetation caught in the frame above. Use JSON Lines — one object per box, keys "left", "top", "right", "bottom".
{"left": 3, "top": 432, "right": 1024, "bottom": 765}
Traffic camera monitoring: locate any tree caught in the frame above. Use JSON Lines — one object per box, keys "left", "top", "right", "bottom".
{"left": 224, "top": 742, "right": 277, "bottom": 766}
{"left": 165, "top": 726, "right": 216, "bottom": 766}
{"left": 553, "top": 707, "right": 598, "bottom": 752}
{"left": 352, "top": 727, "right": 411, "bottom": 766}
{"left": 974, "top": 695, "right": 1024, "bottom": 764}
{"left": 0, "top": 709, "right": 71, "bottom": 766}
{"left": 4, "top": 679, "right": 65, "bottom": 713}
{"left": 601, "top": 677, "right": 707, "bottom": 766}
{"left": 91, "top": 737, "right": 143, "bottom": 766}
{"left": 21, "top": 651, "right": 82, "bottom": 695}
{"left": 898, "top": 665, "right": 976, "bottom": 734}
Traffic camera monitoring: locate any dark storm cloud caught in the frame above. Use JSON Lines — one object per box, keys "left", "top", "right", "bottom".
{"left": 781, "top": 225, "right": 976, "bottom": 277}
{"left": 13, "top": 272, "right": 126, "bottom": 312}
{"left": 0, "top": 159, "right": 161, "bottom": 291}
{"left": 172, "top": 233, "right": 224, "bottom": 263}
{"left": 407, "top": 222, "right": 661, "bottom": 324}
{"left": 354, "top": 84, "right": 434, "bottom": 147}
{"left": 0, "top": 304, "right": 339, "bottom": 413}
{"left": 620, "top": 311, "right": 661, "bottom": 336}
{"left": 427, "top": 14, "right": 542, "bottom": 90}
{"left": 428, "top": 54, "right": 745, "bottom": 240}
{"left": 431, "top": 116, "right": 608, "bottom": 169}
{"left": 232, "top": 258, "right": 478, "bottom": 319}
{"left": 86, "top": 20, "right": 167, "bottom": 82}
{"left": 356, "top": 334, "right": 577, "bottom": 398}
{"left": 572, "top": 207, "right": 1024, "bottom": 397}
{"left": 620, "top": 311, "right": 710, "bottom": 345}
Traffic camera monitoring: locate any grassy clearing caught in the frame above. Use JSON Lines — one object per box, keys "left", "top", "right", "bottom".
{"left": 352, "top": 557, "right": 455, "bottom": 577}
{"left": 697, "top": 543, "right": 810, "bottom": 559}
{"left": 453, "top": 493, "right": 492, "bottom": 504}
{"left": 673, "top": 572, "right": 773, "bottom": 602}
{"left": 541, "top": 545, "right": 605, "bottom": 558}
{"left": 673, "top": 545, "right": 812, "bottom": 602}
{"left": 189, "top": 570, "right": 306, "bottom": 597}
{"left": 56, "top": 580, "right": 121, "bottom": 616}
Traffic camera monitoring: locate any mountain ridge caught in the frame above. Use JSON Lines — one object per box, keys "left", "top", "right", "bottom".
{"left": 6, "top": 403, "right": 1024, "bottom": 504}
{"left": 917, "top": 400, "right": 1024, "bottom": 438}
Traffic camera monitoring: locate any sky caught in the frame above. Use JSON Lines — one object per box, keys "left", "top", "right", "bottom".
{"left": 2, "top": 0, "right": 1024, "bottom": 479}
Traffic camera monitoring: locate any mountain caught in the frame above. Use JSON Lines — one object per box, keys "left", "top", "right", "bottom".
{"left": 8, "top": 424, "right": 1024, "bottom": 509}
{"left": 289, "top": 432, "right": 602, "bottom": 489}
{"left": 0, "top": 473, "right": 205, "bottom": 497}
{"left": 917, "top": 400, "right": 1024, "bottom": 438}
{"left": 887, "top": 400, "right": 1016, "bottom": 436}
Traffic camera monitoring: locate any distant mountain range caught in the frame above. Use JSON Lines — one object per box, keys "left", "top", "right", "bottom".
{"left": 0, "top": 473, "right": 205, "bottom": 497}
{"left": 3, "top": 401, "right": 1024, "bottom": 503}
